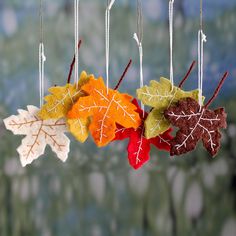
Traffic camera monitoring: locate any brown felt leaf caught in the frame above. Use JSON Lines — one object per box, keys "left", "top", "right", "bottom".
{"left": 164, "top": 97, "right": 227, "bottom": 156}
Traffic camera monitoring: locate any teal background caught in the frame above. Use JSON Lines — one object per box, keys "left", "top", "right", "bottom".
{"left": 0, "top": 0, "right": 236, "bottom": 235}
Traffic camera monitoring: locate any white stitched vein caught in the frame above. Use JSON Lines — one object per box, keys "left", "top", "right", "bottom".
{"left": 150, "top": 118, "right": 162, "bottom": 133}
{"left": 115, "top": 128, "right": 126, "bottom": 133}
{"left": 141, "top": 90, "right": 172, "bottom": 101}
{"left": 113, "top": 99, "right": 136, "bottom": 121}
{"left": 158, "top": 135, "right": 170, "bottom": 145}
{"left": 176, "top": 110, "right": 205, "bottom": 150}
{"left": 79, "top": 105, "right": 107, "bottom": 112}
{"left": 47, "top": 89, "right": 82, "bottom": 112}
{"left": 99, "top": 95, "right": 115, "bottom": 143}
{"left": 134, "top": 127, "right": 144, "bottom": 164}
{"left": 95, "top": 89, "right": 109, "bottom": 102}
{"left": 74, "top": 119, "right": 85, "bottom": 135}
{"left": 198, "top": 123, "right": 216, "bottom": 151}
{"left": 167, "top": 111, "right": 201, "bottom": 120}
{"left": 201, "top": 117, "right": 220, "bottom": 122}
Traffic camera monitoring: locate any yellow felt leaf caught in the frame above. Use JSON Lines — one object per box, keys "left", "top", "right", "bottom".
{"left": 38, "top": 71, "right": 93, "bottom": 143}
{"left": 67, "top": 118, "right": 90, "bottom": 143}
{"left": 38, "top": 71, "right": 93, "bottom": 120}
{"left": 137, "top": 77, "right": 203, "bottom": 138}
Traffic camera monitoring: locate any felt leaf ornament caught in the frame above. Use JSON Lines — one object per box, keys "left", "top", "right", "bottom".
{"left": 38, "top": 71, "right": 91, "bottom": 119}
{"left": 38, "top": 71, "right": 92, "bottom": 143}
{"left": 137, "top": 77, "right": 201, "bottom": 139}
{"left": 68, "top": 77, "right": 142, "bottom": 147}
{"left": 4, "top": 106, "right": 70, "bottom": 167}
{"left": 164, "top": 97, "right": 227, "bottom": 156}
{"left": 114, "top": 99, "right": 173, "bottom": 170}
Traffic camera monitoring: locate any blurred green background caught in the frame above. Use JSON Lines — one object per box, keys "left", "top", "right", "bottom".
{"left": 0, "top": 0, "right": 236, "bottom": 235}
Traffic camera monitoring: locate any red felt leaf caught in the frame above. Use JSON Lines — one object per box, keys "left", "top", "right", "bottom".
{"left": 114, "top": 99, "right": 173, "bottom": 169}
{"left": 164, "top": 97, "right": 227, "bottom": 156}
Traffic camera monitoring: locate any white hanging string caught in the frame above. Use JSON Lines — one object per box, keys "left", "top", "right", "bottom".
{"left": 134, "top": 34, "right": 144, "bottom": 111}
{"left": 198, "top": 0, "right": 207, "bottom": 107}
{"left": 39, "top": 43, "right": 46, "bottom": 108}
{"left": 134, "top": 0, "right": 144, "bottom": 112}
{"left": 74, "top": 0, "right": 80, "bottom": 87}
{"left": 39, "top": 0, "right": 46, "bottom": 108}
{"left": 105, "top": 0, "right": 116, "bottom": 94}
{"left": 169, "top": 0, "right": 174, "bottom": 87}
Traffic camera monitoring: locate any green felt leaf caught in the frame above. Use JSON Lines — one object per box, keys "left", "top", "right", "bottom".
{"left": 144, "top": 108, "right": 170, "bottom": 139}
{"left": 137, "top": 77, "right": 202, "bottom": 138}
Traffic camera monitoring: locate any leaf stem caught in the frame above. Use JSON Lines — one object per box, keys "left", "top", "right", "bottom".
{"left": 67, "top": 39, "right": 82, "bottom": 84}
{"left": 204, "top": 72, "right": 229, "bottom": 109}
{"left": 114, "top": 59, "right": 132, "bottom": 90}
{"left": 178, "top": 61, "right": 196, "bottom": 88}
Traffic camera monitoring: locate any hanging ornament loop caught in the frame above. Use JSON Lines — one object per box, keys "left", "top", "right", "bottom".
{"left": 198, "top": 30, "right": 207, "bottom": 107}
{"left": 39, "top": 0, "right": 46, "bottom": 108}
{"left": 39, "top": 43, "right": 46, "bottom": 108}
{"left": 133, "top": 33, "right": 143, "bottom": 90}
{"left": 105, "top": 0, "right": 116, "bottom": 94}
{"left": 74, "top": 0, "right": 80, "bottom": 88}
{"left": 169, "top": 0, "right": 175, "bottom": 88}
{"left": 134, "top": 0, "right": 144, "bottom": 113}
{"left": 198, "top": 0, "right": 207, "bottom": 107}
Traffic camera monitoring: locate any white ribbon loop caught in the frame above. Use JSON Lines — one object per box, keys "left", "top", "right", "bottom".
{"left": 134, "top": 33, "right": 144, "bottom": 112}
{"left": 74, "top": 0, "right": 80, "bottom": 87}
{"left": 39, "top": 43, "right": 46, "bottom": 108}
{"left": 105, "top": 0, "right": 116, "bottom": 93}
{"left": 198, "top": 30, "right": 207, "bottom": 107}
{"left": 169, "top": 0, "right": 175, "bottom": 87}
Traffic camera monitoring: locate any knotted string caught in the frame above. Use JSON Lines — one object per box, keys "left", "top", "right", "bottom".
{"left": 105, "top": 0, "right": 116, "bottom": 94}
{"left": 198, "top": 0, "right": 207, "bottom": 107}
{"left": 134, "top": 0, "right": 144, "bottom": 113}
{"left": 39, "top": 0, "right": 46, "bottom": 108}
{"left": 169, "top": 0, "right": 175, "bottom": 89}
{"left": 74, "top": 0, "right": 80, "bottom": 88}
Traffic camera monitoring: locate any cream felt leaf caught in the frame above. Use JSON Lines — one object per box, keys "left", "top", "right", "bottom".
{"left": 38, "top": 71, "right": 92, "bottom": 120}
{"left": 4, "top": 105, "right": 70, "bottom": 167}
{"left": 67, "top": 118, "right": 90, "bottom": 143}
{"left": 68, "top": 77, "right": 141, "bottom": 147}
{"left": 137, "top": 77, "right": 201, "bottom": 138}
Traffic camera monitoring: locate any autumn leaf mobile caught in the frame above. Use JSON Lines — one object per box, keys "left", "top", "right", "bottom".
{"left": 3, "top": 1, "right": 229, "bottom": 169}
{"left": 3, "top": 49, "right": 229, "bottom": 169}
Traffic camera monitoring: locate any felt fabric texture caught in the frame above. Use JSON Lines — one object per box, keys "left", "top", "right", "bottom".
{"left": 38, "top": 71, "right": 92, "bottom": 120}
{"left": 4, "top": 105, "right": 70, "bottom": 167}
{"left": 67, "top": 117, "right": 90, "bottom": 143}
{"left": 38, "top": 71, "right": 93, "bottom": 143}
{"left": 114, "top": 99, "right": 173, "bottom": 170}
{"left": 164, "top": 97, "right": 227, "bottom": 156}
{"left": 137, "top": 77, "right": 201, "bottom": 139}
{"left": 68, "top": 77, "right": 141, "bottom": 147}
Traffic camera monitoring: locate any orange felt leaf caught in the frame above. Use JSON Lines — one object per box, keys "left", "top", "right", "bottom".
{"left": 68, "top": 77, "right": 141, "bottom": 147}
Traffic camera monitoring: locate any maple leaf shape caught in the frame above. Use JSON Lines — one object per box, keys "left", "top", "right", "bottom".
{"left": 164, "top": 97, "right": 227, "bottom": 156}
{"left": 137, "top": 77, "right": 201, "bottom": 139}
{"left": 38, "top": 71, "right": 93, "bottom": 143}
{"left": 4, "top": 106, "right": 70, "bottom": 167}
{"left": 114, "top": 99, "right": 173, "bottom": 169}
{"left": 67, "top": 77, "right": 141, "bottom": 147}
